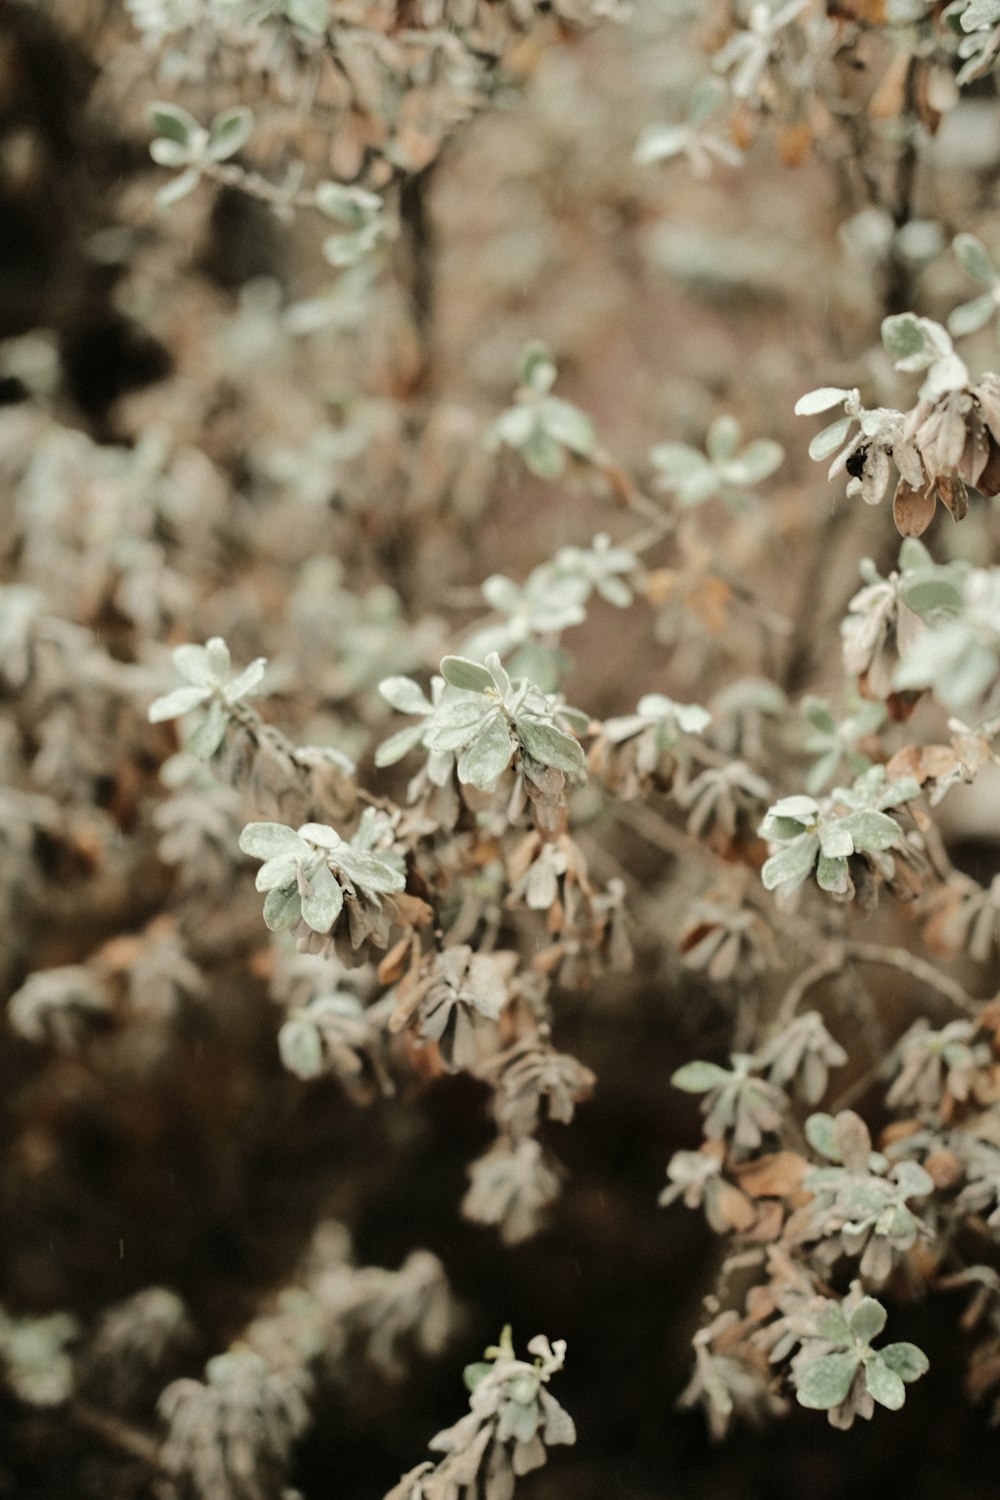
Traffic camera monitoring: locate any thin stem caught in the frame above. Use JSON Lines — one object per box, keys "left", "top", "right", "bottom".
{"left": 845, "top": 940, "right": 979, "bottom": 1016}
{"left": 69, "top": 1401, "right": 165, "bottom": 1472}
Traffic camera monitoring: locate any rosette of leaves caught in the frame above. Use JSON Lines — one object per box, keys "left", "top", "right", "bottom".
{"left": 591, "top": 693, "right": 710, "bottom": 796}
{"left": 462, "top": 569, "right": 588, "bottom": 663}
{"left": 635, "top": 77, "right": 743, "bottom": 178}
{"left": 678, "top": 896, "right": 778, "bottom": 981}
{"left": 8, "top": 965, "right": 111, "bottom": 1050}
{"left": 948, "top": 233, "right": 1000, "bottom": 338}
{"left": 840, "top": 541, "right": 964, "bottom": 697}
{"left": 793, "top": 1289, "right": 929, "bottom": 1429}
{"left": 794, "top": 1110, "right": 934, "bottom": 1284}
{"left": 147, "top": 102, "right": 255, "bottom": 208}
{"left": 278, "top": 990, "right": 392, "bottom": 1100}
{"left": 147, "top": 636, "right": 266, "bottom": 759}
{"left": 798, "top": 695, "right": 887, "bottom": 794}
{"left": 758, "top": 768, "right": 919, "bottom": 899}
{"left": 650, "top": 414, "right": 783, "bottom": 511}
{"left": 462, "top": 1136, "right": 562, "bottom": 1244}
{"left": 676, "top": 760, "right": 772, "bottom": 840}
{"left": 482, "top": 1033, "right": 596, "bottom": 1139}
{"left": 315, "top": 181, "right": 390, "bottom": 268}
{"left": 929, "top": 871, "right": 1000, "bottom": 962}
{"left": 712, "top": 0, "right": 813, "bottom": 103}
{"left": 755, "top": 1011, "right": 847, "bottom": 1105}
{"left": 672, "top": 1055, "right": 787, "bottom": 1155}
{"left": 551, "top": 532, "right": 639, "bottom": 608}
{"left": 389, "top": 945, "right": 512, "bottom": 1072}
{"left": 885, "top": 1018, "right": 990, "bottom": 1113}
{"left": 379, "top": 653, "right": 587, "bottom": 796}
{"left": 485, "top": 343, "right": 596, "bottom": 480}
{"left": 159, "top": 1349, "right": 312, "bottom": 1500}
{"left": 794, "top": 385, "right": 907, "bottom": 510}
{"left": 238, "top": 819, "right": 405, "bottom": 936}
{"left": 894, "top": 565, "right": 1000, "bottom": 713}
{"left": 659, "top": 1146, "right": 754, "bottom": 1234}
{"left": 422, "top": 1328, "right": 575, "bottom": 1496}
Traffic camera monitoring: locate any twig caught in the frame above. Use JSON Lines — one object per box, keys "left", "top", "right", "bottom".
{"left": 845, "top": 941, "right": 980, "bottom": 1016}
{"left": 69, "top": 1401, "right": 165, "bottom": 1472}
{"left": 774, "top": 944, "right": 845, "bottom": 1029}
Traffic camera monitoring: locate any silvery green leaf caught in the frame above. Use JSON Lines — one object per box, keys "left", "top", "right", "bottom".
{"left": 849, "top": 1297, "right": 887, "bottom": 1343}
{"left": 809, "top": 417, "right": 852, "bottom": 461}
{"left": 880, "top": 1342, "right": 929, "bottom": 1382}
{"left": 805, "top": 1111, "right": 840, "bottom": 1160}
{"left": 262, "top": 885, "right": 301, "bottom": 930}
{"left": 155, "top": 167, "right": 202, "bottom": 209}
{"left": 816, "top": 852, "right": 850, "bottom": 894}
{"left": 521, "top": 428, "right": 566, "bottom": 479}
{"left": 882, "top": 312, "right": 931, "bottom": 367}
{"left": 650, "top": 442, "right": 711, "bottom": 480}
{"left": 795, "top": 388, "right": 851, "bottom": 415}
{"left": 255, "top": 854, "right": 300, "bottom": 892}
{"left": 947, "top": 294, "right": 997, "bottom": 339}
{"left": 540, "top": 399, "right": 595, "bottom": 457}
{"left": 892, "top": 1160, "right": 934, "bottom": 1197}
{"left": 492, "top": 405, "right": 537, "bottom": 448}
{"left": 172, "top": 643, "right": 214, "bottom": 686}
{"left": 769, "top": 793, "right": 820, "bottom": 822}
{"left": 207, "top": 107, "right": 254, "bottom": 161}
{"left": 921, "top": 351, "right": 969, "bottom": 400}
{"left": 602, "top": 713, "right": 649, "bottom": 743}
{"left": 149, "top": 102, "right": 200, "bottom": 146}
{"left": 278, "top": 1016, "right": 324, "bottom": 1079}
{"left": 440, "top": 656, "right": 494, "bottom": 693}
{"left": 634, "top": 123, "right": 688, "bottom": 164}
{"left": 426, "top": 702, "right": 492, "bottom": 751}
{"left": 796, "top": 1352, "right": 858, "bottom": 1410}
{"left": 239, "top": 822, "right": 304, "bottom": 859}
{"left": 516, "top": 717, "right": 585, "bottom": 773}
{"left": 205, "top": 637, "right": 231, "bottom": 680}
{"left": 379, "top": 676, "right": 432, "bottom": 715}
{"left": 520, "top": 342, "right": 557, "bottom": 393}
{"left": 298, "top": 823, "right": 342, "bottom": 850}
{"left": 836, "top": 810, "right": 901, "bottom": 852}
{"left": 150, "top": 138, "right": 194, "bottom": 168}
{"left": 538, "top": 1388, "right": 576, "bottom": 1445}
{"left": 817, "top": 1303, "right": 851, "bottom": 1343}
{"left": 761, "top": 834, "right": 818, "bottom": 891}
{"left": 185, "top": 699, "right": 227, "bottom": 758}
{"left": 286, "top": 0, "right": 330, "bottom": 32}
{"left": 864, "top": 1357, "right": 905, "bottom": 1411}
{"left": 148, "top": 685, "right": 210, "bottom": 722}
{"left": 597, "top": 575, "right": 633, "bottom": 607}
{"left": 223, "top": 657, "right": 266, "bottom": 701}
{"left": 331, "top": 846, "right": 405, "bottom": 894}
{"left": 458, "top": 714, "right": 514, "bottom": 790}
{"left": 671, "top": 1060, "right": 731, "bottom": 1092}
{"left": 375, "top": 723, "right": 427, "bottom": 767}
{"left": 706, "top": 415, "right": 742, "bottom": 461}
{"left": 486, "top": 653, "right": 511, "bottom": 696}
{"left": 819, "top": 823, "right": 854, "bottom": 859}
{"left": 730, "top": 438, "right": 783, "bottom": 483}
{"left": 954, "top": 233, "right": 997, "bottom": 287}
{"left": 314, "top": 181, "right": 381, "bottom": 224}
{"left": 300, "top": 864, "right": 344, "bottom": 932}
{"left": 557, "top": 705, "right": 591, "bottom": 734}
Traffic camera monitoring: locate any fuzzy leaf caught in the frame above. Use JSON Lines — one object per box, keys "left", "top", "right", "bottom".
{"left": 796, "top": 1353, "right": 858, "bottom": 1410}
{"left": 864, "top": 1356, "right": 905, "bottom": 1411}
{"left": 516, "top": 717, "right": 585, "bottom": 774}
{"left": 458, "top": 714, "right": 514, "bottom": 790}
{"left": 671, "top": 1060, "right": 731, "bottom": 1092}
{"left": 440, "top": 656, "right": 494, "bottom": 693}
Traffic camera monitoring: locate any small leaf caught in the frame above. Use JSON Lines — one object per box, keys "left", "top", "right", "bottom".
{"left": 278, "top": 1017, "right": 324, "bottom": 1079}
{"left": 882, "top": 312, "right": 930, "bottom": 365}
{"left": 795, "top": 387, "right": 851, "bottom": 416}
{"left": 239, "top": 822, "right": 305, "bottom": 859}
{"left": 300, "top": 864, "right": 344, "bottom": 932}
{"left": 516, "top": 717, "right": 585, "bottom": 774}
{"left": 332, "top": 847, "right": 405, "bottom": 894}
{"left": 207, "top": 107, "right": 254, "bottom": 161}
{"left": 864, "top": 1356, "right": 906, "bottom": 1411}
{"left": 374, "top": 723, "right": 427, "bottom": 767}
{"left": 954, "top": 233, "right": 997, "bottom": 288}
{"left": 796, "top": 1352, "right": 858, "bottom": 1410}
{"left": 148, "top": 102, "right": 200, "bottom": 146}
{"left": 948, "top": 294, "right": 997, "bottom": 339}
{"left": 761, "top": 834, "right": 819, "bottom": 892}
{"left": 440, "top": 656, "right": 494, "bottom": 693}
{"left": 671, "top": 1060, "right": 731, "bottom": 1092}
{"left": 148, "top": 685, "right": 209, "bottom": 722}
{"left": 379, "top": 676, "right": 432, "bottom": 714}
{"left": 880, "top": 1342, "right": 929, "bottom": 1383}
{"left": 809, "top": 417, "right": 852, "bottom": 462}
{"left": 262, "top": 886, "right": 301, "bottom": 930}
{"left": 849, "top": 1297, "right": 887, "bottom": 1344}
{"left": 457, "top": 713, "right": 514, "bottom": 791}
{"left": 805, "top": 1112, "right": 840, "bottom": 1160}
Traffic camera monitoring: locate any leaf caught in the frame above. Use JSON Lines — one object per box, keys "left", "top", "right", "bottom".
{"left": 254, "top": 854, "right": 301, "bottom": 892}
{"left": 671, "top": 1061, "right": 731, "bottom": 1093}
{"left": 882, "top": 312, "right": 930, "bottom": 366}
{"left": 239, "top": 822, "right": 305, "bottom": 859}
{"left": 300, "top": 864, "right": 344, "bottom": 932}
{"left": 892, "top": 478, "right": 937, "bottom": 538}
{"left": 458, "top": 713, "right": 514, "bottom": 791}
{"left": 278, "top": 1017, "right": 324, "bottom": 1079}
{"left": 223, "top": 658, "right": 266, "bottom": 703}
{"left": 948, "top": 294, "right": 997, "bottom": 339}
{"left": 795, "top": 387, "right": 851, "bottom": 415}
{"left": 286, "top": 0, "right": 330, "bottom": 31}
{"left": 809, "top": 417, "right": 852, "bottom": 461}
{"left": 155, "top": 167, "right": 203, "bottom": 209}
{"left": 805, "top": 1112, "right": 840, "bottom": 1160}
{"left": 207, "top": 107, "right": 254, "bottom": 161}
{"left": 732, "top": 438, "right": 784, "bottom": 483}
{"left": 815, "top": 852, "right": 850, "bottom": 894}
{"left": 298, "top": 823, "right": 343, "bottom": 850}
{"left": 541, "top": 398, "right": 595, "bottom": 457}
{"left": 849, "top": 1297, "right": 887, "bottom": 1343}
{"left": 172, "top": 643, "right": 214, "bottom": 686}
{"left": 379, "top": 676, "right": 432, "bottom": 715}
{"left": 148, "top": 102, "right": 200, "bottom": 146}
{"left": 332, "top": 847, "right": 405, "bottom": 894}
{"left": 880, "top": 1341, "right": 929, "bottom": 1382}
{"left": 185, "top": 699, "right": 227, "bottom": 758}
{"left": 761, "top": 833, "right": 819, "bottom": 892}
{"left": 864, "top": 1356, "right": 906, "bottom": 1410}
{"left": 954, "top": 233, "right": 997, "bottom": 288}
{"left": 440, "top": 656, "right": 494, "bottom": 693}
{"left": 148, "top": 685, "right": 209, "bottom": 722}
{"left": 374, "top": 723, "right": 427, "bottom": 767}
{"left": 262, "top": 886, "right": 301, "bottom": 931}
{"left": 796, "top": 1352, "right": 858, "bottom": 1410}
{"left": 516, "top": 717, "right": 585, "bottom": 774}
{"left": 836, "top": 810, "right": 902, "bottom": 852}
{"left": 425, "top": 701, "right": 491, "bottom": 751}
